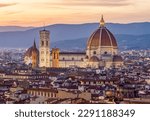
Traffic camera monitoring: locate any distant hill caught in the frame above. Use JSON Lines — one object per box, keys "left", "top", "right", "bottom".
{"left": 0, "top": 26, "right": 34, "bottom": 32}
{"left": 0, "top": 22, "right": 150, "bottom": 50}
{"left": 52, "top": 34, "right": 150, "bottom": 51}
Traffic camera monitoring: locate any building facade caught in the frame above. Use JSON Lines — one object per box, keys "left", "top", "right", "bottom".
{"left": 24, "top": 16, "right": 123, "bottom": 69}
{"left": 50, "top": 51, "right": 85, "bottom": 68}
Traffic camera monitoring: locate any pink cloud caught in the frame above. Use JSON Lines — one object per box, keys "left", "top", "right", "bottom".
{"left": 0, "top": 3, "right": 17, "bottom": 8}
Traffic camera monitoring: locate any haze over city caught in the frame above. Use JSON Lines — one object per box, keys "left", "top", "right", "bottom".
{"left": 0, "top": 0, "right": 150, "bottom": 26}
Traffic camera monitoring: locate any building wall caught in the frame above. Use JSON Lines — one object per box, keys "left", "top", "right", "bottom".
{"left": 86, "top": 46, "right": 118, "bottom": 60}
{"left": 113, "top": 62, "right": 124, "bottom": 68}
{"left": 59, "top": 54, "right": 85, "bottom": 61}
{"left": 27, "top": 89, "right": 57, "bottom": 98}
{"left": 32, "top": 50, "right": 38, "bottom": 68}
{"left": 50, "top": 53, "right": 85, "bottom": 68}
{"left": 24, "top": 56, "right": 32, "bottom": 65}
{"left": 87, "top": 62, "right": 100, "bottom": 68}
{"left": 27, "top": 89, "right": 91, "bottom": 101}
{"left": 59, "top": 61, "right": 85, "bottom": 68}
{"left": 0, "top": 73, "right": 48, "bottom": 80}
{"left": 52, "top": 48, "right": 60, "bottom": 68}
{"left": 57, "top": 90, "right": 91, "bottom": 101}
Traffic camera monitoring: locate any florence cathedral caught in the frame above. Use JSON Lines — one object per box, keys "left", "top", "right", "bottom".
{"left": 24, "top": 16, "right": 123, "bottom": 68}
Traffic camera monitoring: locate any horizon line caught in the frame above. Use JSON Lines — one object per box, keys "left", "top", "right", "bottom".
{"left": 0, "top": 21, "right": 150, "bottom": 28}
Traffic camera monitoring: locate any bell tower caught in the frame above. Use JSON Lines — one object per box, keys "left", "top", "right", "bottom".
{"left": 52, "top": 48, "right": 60, "bottom": 68}
{"left": 39, "top": 29, "right": 50, "bottom": 68}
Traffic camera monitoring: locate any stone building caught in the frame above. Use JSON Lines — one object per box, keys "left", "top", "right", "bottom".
{"left": 24, "top": 16, "right": 123, "bottom": 69}
{"left": 49, "top": 16, "right": 123, "bottom": 68}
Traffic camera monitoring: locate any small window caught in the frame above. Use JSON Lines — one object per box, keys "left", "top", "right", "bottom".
{"left": 93, "top": 51, "right": 96, "bottom": 54}
{"left": 85, "top": 55, "right": 89, "bottom": 59}
{"left": 104, "top": 51, "right": 107, "bottom": 54}
{"left": 41, "top": 41, "right": 44, "bottom": 46}
{"left": 46, "top": 41, "right": 48, "bottom": 46}
{"left": 51, "top": 93, "right": 53, "bottom": 97}
{"left": 81, "top": 58, "right": 83, "bottom": 61}
{"left": 54, "top": 53, "right": 56, "bottom": 59}
{"left": 72, "top": 58, "right": 74, "bottom": 61}
{"left": 63, "top": 58, "right": 65, "bottom": 61}
{"left": 41, "top": 51, "right": 44, "bottom": 54}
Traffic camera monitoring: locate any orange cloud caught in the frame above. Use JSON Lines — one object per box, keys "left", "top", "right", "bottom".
{"left": 60, "top": 0, "right": 132, "bottom": 7}
{"left": 0, "top": 3, "right": 17, "bottom": 8}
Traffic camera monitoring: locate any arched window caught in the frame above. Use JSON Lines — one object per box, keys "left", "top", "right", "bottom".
{"left": 104, "top": 51, "right": 107, "bottom": 54}
{"left": 53, "top": 53, "right": 56, "bottom": 59}
{"left": 93, "top": 51, "right": 96, "bottom": 55}
{"left": 41, "top": 51, "right": 44, "bottom": 54}
{"left": 85, "top": 55, "right": 89, "bottom": 59}
{"left": 41, "top": 41, "right": 44, "bottom": 46}
{"left": 46, "top": 41, "right": 48, "bottom": 46}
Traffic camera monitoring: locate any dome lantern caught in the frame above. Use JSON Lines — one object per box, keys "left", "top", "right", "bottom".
{"left": 100, "top": 15, "right": 105, "bottom": 27}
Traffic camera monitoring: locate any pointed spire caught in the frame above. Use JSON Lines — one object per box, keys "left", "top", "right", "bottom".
{"left": 33, "top": 38, "right": 36, "bottom": 48}
{"left": 43, "top": 23, "right": 46, "bottom": 30}
{"left": 100, "top": 15, "right": 105, "bottom": 27}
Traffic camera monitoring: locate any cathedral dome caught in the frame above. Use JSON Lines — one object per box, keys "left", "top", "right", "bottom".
{"left": 87, "top": 16, "right": 117, "bottom": 49}
{"left": 24, "top": 41, "right": 39, "bottom": 57}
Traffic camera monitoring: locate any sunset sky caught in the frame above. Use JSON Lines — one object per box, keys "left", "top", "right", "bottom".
{"left": 0, "top": 0, "right": 150, "bottom": 26}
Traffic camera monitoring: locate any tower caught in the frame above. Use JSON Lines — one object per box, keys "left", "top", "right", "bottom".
{"left": 52, "top": 48, "right": 60, "bottom": 68}
{"left": 32, "top": 40, "right": 38, "bottom": 68}
{"left": 39, "top": 29, "right": 50, "bottom": 67}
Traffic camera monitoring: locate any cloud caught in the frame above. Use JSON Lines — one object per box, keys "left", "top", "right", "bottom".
{"left": 59, "top": 0, "right": 132, "bottom": 7}
{"left": 0, "top": 3, "right": 17, "bottom": 8}
{"left": 4, "top": 11, "right": 23, "bottom": 15}
{"left": 32, "top": 0, "right": 133, "bottom": 10}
